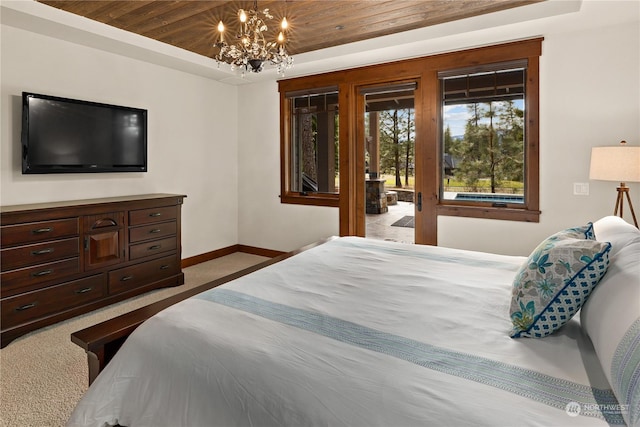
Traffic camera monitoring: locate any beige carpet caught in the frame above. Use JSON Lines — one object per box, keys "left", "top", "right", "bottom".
{"left": 0, "top": 252, "right": 268, "bottom": 427}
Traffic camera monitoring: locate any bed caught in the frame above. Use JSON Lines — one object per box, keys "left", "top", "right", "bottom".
{"left": 67, "top": 216, "right": 640, "bottom": 427}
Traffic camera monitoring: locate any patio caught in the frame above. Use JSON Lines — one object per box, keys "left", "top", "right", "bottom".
{"left": 366, "top": 200, "right": 415, "bottom": 244}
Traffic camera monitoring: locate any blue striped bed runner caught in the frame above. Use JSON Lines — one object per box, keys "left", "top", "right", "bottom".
{"left": 195, "top": 288, "right": 624, "bottom": 424}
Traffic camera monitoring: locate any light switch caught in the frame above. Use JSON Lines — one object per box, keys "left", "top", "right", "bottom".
{"left": 573, "top": 182, "right": 589, "bottom": 196}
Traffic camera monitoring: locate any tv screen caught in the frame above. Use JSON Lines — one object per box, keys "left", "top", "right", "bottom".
{"left": 22, "top": 92, "right": 147, "bottom": 174}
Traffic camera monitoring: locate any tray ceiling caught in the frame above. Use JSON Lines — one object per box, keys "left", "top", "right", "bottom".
{"left": 37, "top": 1, "right": 542, "bottom": 60}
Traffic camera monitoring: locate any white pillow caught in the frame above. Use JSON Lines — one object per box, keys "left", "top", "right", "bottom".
{"left": 581, "top": 217, "right": 640, "bottom": 426}
{"left": 593, "top": 215, "right": 640, "bottom": 257}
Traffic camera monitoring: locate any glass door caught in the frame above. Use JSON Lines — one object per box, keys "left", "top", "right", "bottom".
{"left": 359, "top": 83, "right": 417, "bottom": 243}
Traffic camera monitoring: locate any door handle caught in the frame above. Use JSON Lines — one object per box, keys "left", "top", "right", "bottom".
{"left": 417, "top": 192, "right": 422, "bottom": 212}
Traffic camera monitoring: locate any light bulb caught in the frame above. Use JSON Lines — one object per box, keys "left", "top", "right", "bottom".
{"left": 278, "top": 32, "right": 285, "bottom": 43}
{"left": 239, "top": 9, "right": 247, "bottom": 23}
{"left": 217, "top": 21, "right": 224, "bottom": 43}
{"left": 281, "top": 17, "right": 288, "bottom": 30}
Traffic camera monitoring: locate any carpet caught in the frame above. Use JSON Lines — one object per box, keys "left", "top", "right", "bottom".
{"left": 391, "top": 215, "right": 414, "bottom": 228}
{"left": 0, "top": 252, "right": 268, "bottom": 427}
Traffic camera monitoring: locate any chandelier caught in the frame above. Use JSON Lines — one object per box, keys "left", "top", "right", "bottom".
{"left": 214, "top": 1, "right": 293, "bottom": 75}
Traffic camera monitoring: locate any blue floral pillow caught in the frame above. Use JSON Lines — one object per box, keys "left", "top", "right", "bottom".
{"left": 510, "top": 234, "right": 611, "bottom": 338}
{"left": 555, "top": 222, "right": 596, "bottom": 240}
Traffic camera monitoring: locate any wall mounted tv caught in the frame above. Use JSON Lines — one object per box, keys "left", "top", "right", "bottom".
{"left": 22, "top": 92, "right": 147, "bottom": 174}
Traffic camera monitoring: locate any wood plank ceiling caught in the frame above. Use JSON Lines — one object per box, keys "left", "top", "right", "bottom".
{"left": 38, "top": 1, "right": 542, "bottom": 59}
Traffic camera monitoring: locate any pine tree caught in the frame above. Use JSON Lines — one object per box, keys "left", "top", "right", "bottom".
{"left": 378, "top": 108, "right": 414, "bottom": 188}
{"left": 451, "top": 100, "right": 524, "bottom": 193}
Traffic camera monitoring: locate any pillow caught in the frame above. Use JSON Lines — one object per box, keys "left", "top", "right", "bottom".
{"left": 509, "top": 233, "right": 611, "bottom": 338}
{"left": 581, "top": 220, "right": 640, "bottom": 427}
{"left": 593, "top": 215, "right": 640, "bottom": 257}
{"left": 555, "top": 222, "right": 596, "bottom": 240}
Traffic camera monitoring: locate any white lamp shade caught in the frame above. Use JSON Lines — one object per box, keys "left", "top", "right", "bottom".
{"left": 589, "top": 146, "right": 640, "bottom": 182}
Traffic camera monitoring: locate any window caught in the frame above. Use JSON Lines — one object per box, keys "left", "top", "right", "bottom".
{"left": 279, "top": 38, "right": 541, "bottom": 229}
{"left": 440, "top": 63, "right": 526, "bottom": 205}
{"left": 436, "top": 56, "right": 539, "bottom": 222}
{"left": 280, "top": 86, "right": 340, "bottom": 206}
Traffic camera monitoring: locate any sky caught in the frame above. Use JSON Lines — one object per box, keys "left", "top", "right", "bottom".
{"left": 443, "top": 104, "right": 470, "bottom": 137}
{"left": 443, "top": 99, "right": 525, "bottom": 137}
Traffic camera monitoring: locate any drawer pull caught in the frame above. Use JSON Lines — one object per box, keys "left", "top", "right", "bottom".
{"left": 31, "top": 248, "right": 54, "bottom": 256}
{"left": 120, "top": 275, "right": 134, "bottom": 282}
{"left": 148, "top": 212, "right": 162, "bottom": 217}
{"left": 32, "top": 269, "right": 53, "bottom": 277}
{"left": 160, "top": 264, "right": 170, "bottom": 270}
{"left": 149, "top": 228, "right": 162, "bottom": 234}
{"left": 32, "top": 227, "right": 53, "bottom": 234}
{"left": 75, "top": 287, "right": 93, "bottom": 294}
{"left": 16, "top": 303, "right": 37, "bottom": 311}
{"left": 149, "top": 245, "right": 162, "bottom": 250}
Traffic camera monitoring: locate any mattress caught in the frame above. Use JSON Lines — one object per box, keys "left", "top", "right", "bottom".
{"left": 67, "top": 236, "right": 622, "bottom": 427}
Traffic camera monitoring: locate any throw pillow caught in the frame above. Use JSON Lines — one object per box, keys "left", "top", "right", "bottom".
{"left": 510, "top": 236, "right": 611, "bottom": 338}
{"left": 555, "top": 222, "right": 596, "bottom": 240}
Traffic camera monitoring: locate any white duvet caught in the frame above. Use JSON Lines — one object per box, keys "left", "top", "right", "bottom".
{"left": 68, "top": 237, "right": 621, "bottom": 427}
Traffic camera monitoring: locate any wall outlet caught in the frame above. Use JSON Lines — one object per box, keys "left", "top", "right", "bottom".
{"left": 573, "top": 182, "right": 589, "bottom": 196}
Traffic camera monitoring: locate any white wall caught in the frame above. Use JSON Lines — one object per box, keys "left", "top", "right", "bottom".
{"left": 236, "top": 81, "right": 339, "bottom": 252}
{"left": 2, "top": 1, "right": 638, "bottom": 257}
{"left": 0, "top": 24, "right": 239, "bottom": 259}
{"left": 237, "top": 1, "right": 640, "bottom": 255}
{"left": 439, "top": 19, "right": 640, "bottom": 256}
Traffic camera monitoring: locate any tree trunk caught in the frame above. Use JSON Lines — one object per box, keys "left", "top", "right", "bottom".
{"left": 405, "top": 109, "right": 411, "bottom": 187}
{"left": 394, "top": 110, "right": 402, "bottom": 188}
{"left": 302, "top": 113, "right": 317, "bottom": 182}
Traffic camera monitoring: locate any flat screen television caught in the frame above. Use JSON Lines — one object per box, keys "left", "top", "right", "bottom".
{"left": 22, "top": 92, "right": 147, "bottom": 174}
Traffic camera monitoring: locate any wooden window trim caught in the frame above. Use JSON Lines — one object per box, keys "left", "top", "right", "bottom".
{"left": 279, "top": 193, "right": 339, "bottom": 207}
{"left": 435, "top": 52, "right": 540, "bottom": 222}
{"left": 278, "top": 38, "right": 543, "bottom": 233}
{"left": 279, "top": 86, "right": 340, "bottom": 207}
{"left": 436, "top": 205, "right": 541, "bottom": 222}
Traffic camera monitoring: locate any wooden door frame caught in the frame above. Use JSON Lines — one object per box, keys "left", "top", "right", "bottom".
{"left": 349, "top": 78, "right": 438, "bottom": 244}
{"left": 280, "top": 38, "right": 544, "bottom": 244}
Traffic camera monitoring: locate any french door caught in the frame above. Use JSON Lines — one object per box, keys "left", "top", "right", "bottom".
{"left": 354, "top": 80, "right": 434, "bottom": 244}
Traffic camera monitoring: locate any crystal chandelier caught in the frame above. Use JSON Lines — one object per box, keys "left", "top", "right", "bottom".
{"left": 214, "top": 1, "right": 293, "bottom": 76}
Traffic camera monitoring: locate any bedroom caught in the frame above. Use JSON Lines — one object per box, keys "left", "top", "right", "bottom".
{"left": 0, "top": 0, "right": 637, "bottom": 257}
{"left": 1, "top": 0, "right": 639, "bottom": 426}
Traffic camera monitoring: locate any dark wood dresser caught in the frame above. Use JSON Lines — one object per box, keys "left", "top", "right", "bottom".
{"left": 1, "top": 194, "right": 185, "bottom": 347}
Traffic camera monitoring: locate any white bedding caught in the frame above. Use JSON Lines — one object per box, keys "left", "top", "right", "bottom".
{"left": 68, "top": 237, "right": 623, "bottom": 427}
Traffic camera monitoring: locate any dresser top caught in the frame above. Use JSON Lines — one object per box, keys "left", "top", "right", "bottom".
{"left": 1, "top": 194, "right": 186, "bottom": 215}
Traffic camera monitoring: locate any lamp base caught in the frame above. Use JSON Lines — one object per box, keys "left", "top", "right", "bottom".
{"left": 614, "top": 184, "right": 638, "bottom": 228}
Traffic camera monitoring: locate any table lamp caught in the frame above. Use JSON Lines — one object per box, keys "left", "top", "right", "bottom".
{"left": 589, "top": 140, "right": 640, "bottom": 227}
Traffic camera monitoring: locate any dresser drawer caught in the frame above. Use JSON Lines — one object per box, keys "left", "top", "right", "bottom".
{"left": 129, "top": 206, "right": 177, "bottom": 226}
{"left": 1, "top": 258, "right": 80, "bottom": 297}
{"left": 1, "top": 274, "right": 106, "bottom": 330}
{"left": 108, "top": 255, "right": 179, "bottom": 295}
{"left": 1, "top": 237, "right": 79, "bottom": 272}
{"left": 129, "top": 221, "right": 177, "bottom": 243}
{"left": 1, "top": 218, "right": 79, "bottom": 247}
{"left": 129, "top": 237, "right": 176, "bottom": 261}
